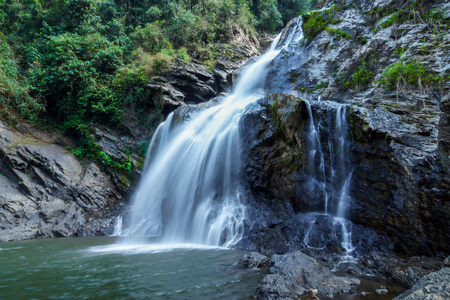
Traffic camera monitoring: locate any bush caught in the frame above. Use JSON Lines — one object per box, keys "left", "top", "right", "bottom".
{"left": 177, "top": 47, "right": 191, "bottom": 62}
{"left": 378, "top": 60, "right": 443, "bottom": 91}
{"left": 28, "top": 32, "right": 124, "bottom": 131}
{"left": 345, "top": 60, "right": 373, "bottom": 91}
{"left": 0, "top": 37, "right": 43, "bottom": 120}
{"left": 254, "top": 0, "right": 283, "bottom": 32}
{"left": 131, "top": 21, "right": 169, "bottom": 53}
{"left": 302, "top": 5, "right": 337, "bottom": 44}
{"left": 325, "top": 27, "right": 351, "bottom": 39}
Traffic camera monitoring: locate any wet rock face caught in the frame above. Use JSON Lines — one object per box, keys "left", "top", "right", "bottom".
{"left": 257, "top": 251, "right": 360, "bottom": 299}
{"left": 242, "top": 0, "right": 450, "bottom": 258}
{"left": 440, "top": 93, "right": 450, "bottom": 158}
{"left": 239, "top": 91, "right": 448, "bottom": 292}
{"left": 349, "top": 105, "right": 450, "bottom": 255}
{"left": 241, "top": 91, "right": 449, "bottom": 257}
{"left": 0, "top": 122, "right": 122, "bottom": 242}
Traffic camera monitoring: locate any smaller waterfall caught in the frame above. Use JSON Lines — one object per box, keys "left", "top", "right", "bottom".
{"left": 112, "top": 216, "right": 123, "bottom": 236}
{"left": 303, "top": 101, "right": 356, "bottom": 260}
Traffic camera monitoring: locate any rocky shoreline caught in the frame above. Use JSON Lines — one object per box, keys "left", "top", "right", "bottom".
{"left": 239, "top": 250, "right": 449, "bottom": 299}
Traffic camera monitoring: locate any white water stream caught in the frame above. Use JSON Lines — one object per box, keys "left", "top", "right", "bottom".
{"left": 303, "top": 101, "right": 356, "bottom": 261}
{"left": 116, "top": 19, "right": 304, "bottom": 247}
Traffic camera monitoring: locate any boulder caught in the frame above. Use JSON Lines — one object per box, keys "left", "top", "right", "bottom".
{"left": 257, "top": 251, "right": 360, "bottom": 299}
{"left": 394, "top": 267, "right": 450, "bottom": 299}
{"left": 240, "top": 252, "right": 270, "bottom": 269}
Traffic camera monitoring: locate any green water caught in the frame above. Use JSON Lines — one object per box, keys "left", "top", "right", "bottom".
{"left": 0, "top": 237, "right": 265, "bottom": 299}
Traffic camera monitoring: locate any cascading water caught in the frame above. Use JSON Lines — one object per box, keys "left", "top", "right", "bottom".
{"left": 117, "top": 18, "right": 305, "bottom": 247}
{"left": 303, "top": 101, "right": 356, "bottom": 261}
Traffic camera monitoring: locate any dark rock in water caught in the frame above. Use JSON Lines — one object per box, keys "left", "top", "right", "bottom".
{"left": 256, "top": 251, "right": 360, "bottom": 299}
{"left": 376, "top": 287, "right": 388, "bottom": 295}
{"left": 241, "top": 88, "right": 449, "bottom": 256}
{"left": 393, "top": 267, "right": 450, "bottom": 299}
{"left": 240, "top": 252, "right": 269, "bottom": 269}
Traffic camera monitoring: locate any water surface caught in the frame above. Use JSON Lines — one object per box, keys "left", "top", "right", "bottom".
{"left": 0, "top": 237, "right": 265, "bottom": 299}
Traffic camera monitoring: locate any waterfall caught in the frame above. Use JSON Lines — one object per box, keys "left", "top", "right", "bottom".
{"left": 117, "top": 18, "right": 305, "bottom": 246}
{"left": 303, "top": 101, "right": 356, "bottom": 259}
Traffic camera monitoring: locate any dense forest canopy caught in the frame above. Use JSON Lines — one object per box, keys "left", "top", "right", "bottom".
{"left": 0, "top": 0, "right": 315, "bottom": 159}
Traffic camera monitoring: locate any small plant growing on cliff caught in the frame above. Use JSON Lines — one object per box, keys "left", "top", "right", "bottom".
{"left": 377, "top": 10, "right": 402, "bottom": 30}
{"left": 71, "top": 135, "right": 133, "bottom": 175}
{"left": 325, "top": 27, "right": 351, "bottom": 40}
{"left": 379, "top": 60, "right": 432, "bottom": 91}
{"left": 345, "top": 61, "right": 374, "bottom": 92}
{"left": 302, "top": 5, "right": 339, "bottom": 44}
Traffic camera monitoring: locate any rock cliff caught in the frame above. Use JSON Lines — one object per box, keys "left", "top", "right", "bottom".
{"left": 0, "top": 122, "right": 121, "bottom": 241}
{"left": 234, "top": 0, "right": 450, "bottom": 294}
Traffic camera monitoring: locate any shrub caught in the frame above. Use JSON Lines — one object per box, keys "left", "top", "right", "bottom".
{"left": 0, "top": 37, "right": 43, "bottom": 120}
{"left": 177, "top": 47, "right": 191, "bottom": 62}
{"left": 131, "top": 21, "right": 168, "bottom": 53}
{"left": 379, "top": 60, "right": 434, "bottom": 90}
{"left": 302, "top": 5, "right": 338, "bottom": 44}
{"left": 345, "top": 60, "right": 373, "bottom": 91}
{"left": 325, "top": 27, "right": 351, "bottom": 39}
{"left": 28, "top": 32, "right": 124, "bottom": 131}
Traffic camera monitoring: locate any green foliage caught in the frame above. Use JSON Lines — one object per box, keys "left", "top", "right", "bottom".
{"left": 302, "top": 4, "right": 338, "bottom": 44}
{"left": 133, "top": 140, "right": 150, "bottom": 157}
{"left": 177, "top": 47, "right": 191, "bottom": 63}
{"left": 379, "top": 60, "right": 435, "bottom": 90}
{"left": 0, "top": 0, "right": 315, "bottom": 162}
{"left": 166, "top": 4, "right": 198, "bottom": 47}
{"left": 345, "top": 60, "right": 373, "bottom": 91}
{"left": 131, "top": 21, "right": 169, "bottom": 53}
{"left": 395, "top": 47, "right": 407, "bottom": 58}
{"left": 71, "top": 135, "right": 132, "bottom": 174}
{"left": 278, "top": 0, "right": 315, "bottom": 23}
{"left": 28, "top": 31, "right": 124, "bottom": 131}
{"left": 252, "top": 0, "right": 283, "bottom": 32}
{"left": 378, "top": 10, "right": 403, "bottom": 30}
{"left": 372, "top": 3, "right": 449, "bottom": 34}
{"left": 325, "top": 26, "right": 351, "bottom": 39}
{"left": 0, "top": 36, "right": 43, "bottom": 120}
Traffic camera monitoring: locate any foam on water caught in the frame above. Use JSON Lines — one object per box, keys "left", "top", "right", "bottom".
{"left": 87, "top": 243, "right": 226, "bottom": 255}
